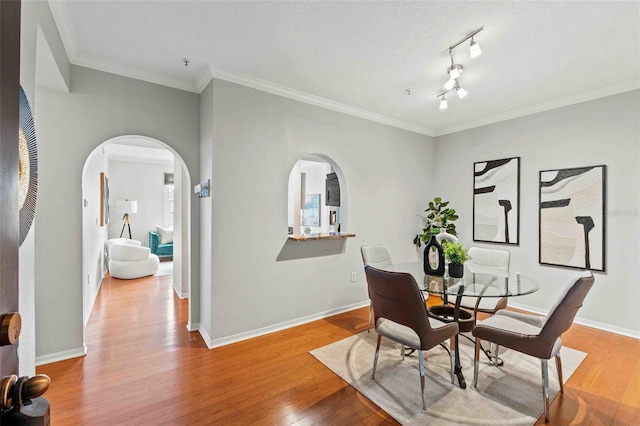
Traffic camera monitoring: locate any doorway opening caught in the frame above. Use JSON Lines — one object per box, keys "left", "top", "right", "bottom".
{"left": 81, "top": 135, "right": 192, "bottom": 347}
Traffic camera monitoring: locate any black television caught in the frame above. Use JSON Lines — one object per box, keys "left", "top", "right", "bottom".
{"left": 325, "top": 172, "right": 341, "bottom": 206}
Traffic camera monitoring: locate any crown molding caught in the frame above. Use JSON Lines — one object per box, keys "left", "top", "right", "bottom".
{"left": 196, "top": 66, "right": 214, "bottom": 93}
{"left": 48, "top": 0, "right": 79, "bottom": 59}
{"left": 433, "top": 79, "right": 640, "bottom": 137}
{"left": 205, "top": 65, "right": 435, "bottom": 136}
{"left": 72, "top": 53, "right": 199, "bottom": 93}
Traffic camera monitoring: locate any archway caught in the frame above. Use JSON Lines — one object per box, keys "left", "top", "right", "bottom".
{"left": 81, "top": 135, "right": 192, "bottom": 346}
{"left": 287, "top": 154, "right": 349, "bottom": 235}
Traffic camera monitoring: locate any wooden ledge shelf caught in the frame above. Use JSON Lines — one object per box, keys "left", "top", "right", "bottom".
{"left": 288, "top": 232, "right": 356, "bottom": 241}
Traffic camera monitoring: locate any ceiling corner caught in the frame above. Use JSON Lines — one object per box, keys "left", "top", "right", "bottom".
{"left": 196, "top": 65, "right": 213, "bottom": 93}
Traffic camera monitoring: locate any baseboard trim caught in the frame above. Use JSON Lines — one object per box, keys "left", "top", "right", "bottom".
{"left": 172, "top": 285, "right": 189, "bottom": 299}
{"left": 186, "top": 322, "right": 199, "bottom": 332}
{"left": 508, "top": 302, "right": 640, "bottom": 340}
{"left": 199, "top": 325, "right": 214, "bottom": 349}
{"left": 202, "top": 300, "right": 370, "bottom": 349}
{"left": 36, "top": 346, "right": 87, "bottom": 366}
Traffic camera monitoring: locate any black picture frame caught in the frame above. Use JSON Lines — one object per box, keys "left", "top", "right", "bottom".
{"left": 473, "top": 157, "right": 520, "bottom": 245}
{"left": 539, "top": 165, "right": 606, "bottom": 271}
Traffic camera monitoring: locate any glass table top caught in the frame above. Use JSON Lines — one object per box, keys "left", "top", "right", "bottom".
{"left": 382, "top": 262, "right": 539, "bottom": 298}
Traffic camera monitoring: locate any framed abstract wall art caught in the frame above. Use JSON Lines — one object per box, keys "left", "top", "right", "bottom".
{"left": 100, "top": 172, "right": 109, "bottom": 227}
{"left": 473, "top": 157, "right": 520, "bottom": 244}
{"left": 302, "top": 194, "right": 320, "bottom": 227}
{"left": 539, "top": 165, "right": 606, "bottom": 271}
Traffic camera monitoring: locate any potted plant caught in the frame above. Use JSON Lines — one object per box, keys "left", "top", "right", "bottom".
{"left": 443, "top": 242, "right": 470, "bottom": 278}
{"left": 413, "top": 197, "right": 459, "bottom": 248}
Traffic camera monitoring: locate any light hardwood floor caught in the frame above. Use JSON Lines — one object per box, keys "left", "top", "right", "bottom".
{"left": 37, "top": 273, "right": 640, "bottom": 425}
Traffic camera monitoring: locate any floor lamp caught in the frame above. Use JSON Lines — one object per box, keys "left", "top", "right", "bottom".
{"left": 117, "top": 200, "right": 137, "bottom": 239}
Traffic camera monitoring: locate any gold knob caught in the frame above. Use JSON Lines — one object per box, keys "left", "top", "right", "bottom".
{"left": 22, "top": 374, "right": 51, "bottom": 400}
{"left": 0, "top": 375, "right": 17, "bottom": 409}
{"left": 0, "top": 313, "right": 21, "bottom": 346}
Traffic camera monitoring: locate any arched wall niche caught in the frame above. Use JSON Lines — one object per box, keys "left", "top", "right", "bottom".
{"left": 287, "top": 153, "right": 348, "bottom": 236}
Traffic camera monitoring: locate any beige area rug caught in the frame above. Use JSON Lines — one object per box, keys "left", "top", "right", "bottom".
{"left": 310, "top": 331, "right": 586, "bottom": 425}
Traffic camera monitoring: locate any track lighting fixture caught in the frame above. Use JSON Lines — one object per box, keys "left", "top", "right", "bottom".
{"left": 436, "top": 26, "right": 483, "bottom": 109}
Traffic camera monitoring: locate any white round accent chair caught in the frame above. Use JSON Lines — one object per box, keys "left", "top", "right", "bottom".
{"left": 108, "top": 242, "right": 159, "bottom": 280}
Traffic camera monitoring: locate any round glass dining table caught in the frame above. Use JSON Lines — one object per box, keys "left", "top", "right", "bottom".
{"left": 385, "top": 262, "right": 539, "bottom": 300}
{"left": 382, "top": 262, "right": 539, "bottom": 388}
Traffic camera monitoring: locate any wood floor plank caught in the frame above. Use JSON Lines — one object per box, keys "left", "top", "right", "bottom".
{"left": 37, "top": 274, "right": 639, "bottom": 424}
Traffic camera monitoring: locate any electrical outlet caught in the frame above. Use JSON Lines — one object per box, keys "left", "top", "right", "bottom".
{"left": 351, "top": 272, "right": 356, "bottom": 283}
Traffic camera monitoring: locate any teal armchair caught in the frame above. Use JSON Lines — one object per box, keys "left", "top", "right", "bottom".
{"left": 149, "top": 231, "right": 173, "bottom": 258}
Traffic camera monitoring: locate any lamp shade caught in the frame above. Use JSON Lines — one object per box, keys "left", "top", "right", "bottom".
{"left": 117, "top": 200, "right": 137, "bottom": 215}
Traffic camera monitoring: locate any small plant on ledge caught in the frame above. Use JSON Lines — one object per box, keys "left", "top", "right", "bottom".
{"left": 413, "top": 197, "right": 459, "bottom": 248}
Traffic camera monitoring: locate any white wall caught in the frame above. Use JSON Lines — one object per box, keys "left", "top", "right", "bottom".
{"left": 173, "top": 157, "right": 187, "bottom": 298}
{"left": 107, "top": 159, "right": 174, "bottom": 244}
{"left": 34, "top": 66, "right": 200, "bottom": 363}
{"left": 198, "top": 81, "right": 214, "bottom": 335}
{"left": 81, "top": 149, "right": 108, "bottom": 326}
{"left": 432, "top": 90, "right": 640, "bottom": 336}
{"left": 19, "top": 0, "right": 71, "bottom": 376}
{"left": 201, "top": 78, "right": 434, "bottom": 346}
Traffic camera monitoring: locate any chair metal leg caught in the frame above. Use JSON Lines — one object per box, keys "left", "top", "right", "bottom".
{"left": 449, "top": 336, "right": 456, "bottom": 384}
{"left": 368, "top": 301, "right": 373, "bottom": 332}
{"left": 556, "top": 353, "right": 564, "bottom": 394}
{"left": 474, "top": 337, "right": 481, "bottom": 387}
{"left": 372, "top": 334, "right": 381, "bottom": 380}
{"left": 494, "top": 344, "right": 500, "bottom": 366}
{"left": 418, "top": 350, "right": 426, "bottom": 410}
{"left": 401, "top": 345, "right": 405, "bottom": 360}
{"left": 541, "top": 359, "right": 550, "bottom": 422}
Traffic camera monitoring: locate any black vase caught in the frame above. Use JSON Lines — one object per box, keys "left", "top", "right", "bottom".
{"left": 448, "top": 263, "right": 464, "bottom": 278}
{"left": 423, "top": 234, "right": 445, "bottom": 276}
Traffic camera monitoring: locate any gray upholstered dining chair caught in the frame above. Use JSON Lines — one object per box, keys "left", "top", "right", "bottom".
{"left": 365, "top": 266, "right": 459, "bottom": 409}
{"left": 457, "top": 246, "right": 511, "bottom": 315}
{"left": 361, "top": 245, "right": 394, "bottom": 332}
{"left": 472, "top": 271, "right": 594, "bottom": 422}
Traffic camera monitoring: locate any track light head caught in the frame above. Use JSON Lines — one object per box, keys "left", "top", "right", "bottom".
{"left": 439, "top": 95, "right": 448, "bottom": 110}
{"left": 445, "top": 78, "right": 456, "bottom": 90}
{"left": 470, "top": 38, "right": 482, "bottom": 58}
{"left": 448, "top": 64, "right": 463, "bottom": 80}
{"left": 456, "top": 86, "right": 467, "bottom": 99}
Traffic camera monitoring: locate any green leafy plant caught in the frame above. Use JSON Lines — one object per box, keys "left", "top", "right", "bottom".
{"left": 443, "top": 242, "right": 471, "bottom": 265}
{"left": 412, "top": 197, "right": 459, "bottom": 247}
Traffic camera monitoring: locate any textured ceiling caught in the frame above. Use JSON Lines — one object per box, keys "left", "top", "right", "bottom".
{"left": 50, "top": 1, "right": 640, "bottom": 136}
